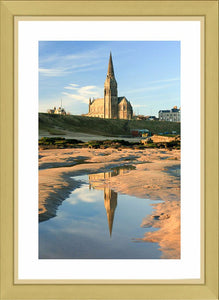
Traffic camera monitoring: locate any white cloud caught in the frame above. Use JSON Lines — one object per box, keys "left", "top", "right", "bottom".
{"left": 40, "top": 47, "right": 105, "bottom": 65}
{"left": 38, "top": 54, "right": 60, "bottom": 65}
{"left": 39, "top": 61, "right": 103, "bottom": 77}
{"left": 39, "top": 45, "right": 134, "bottom": 80}
{"left": 39, "top": 83, "right": 102, "bottom": 114}
{"left": 64, "top": 86, "right": 78, "bottom": 90}
{"left": 39, "top": 47, "right": 107, "bottom": 78}
{"left": 64, "top": 83, "right": 81, "bottom": 90}
{"left": 79, "top": 86, "right": 99, "bottom": 95}
{"left": 39, "top": 68, "right": 70, "bottom": 77}
{"left": 62, "top": 92, "right": 87, "bottom": 102}
{"left": 67, "top": 185, "right": 102, "bottom": 205}
{"left": 62, "top": 84, "right": 102, "bottom": 104}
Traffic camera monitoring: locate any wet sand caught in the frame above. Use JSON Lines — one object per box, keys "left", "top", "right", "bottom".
{"left": 39, "top": 148, "right": 180, "bottom": 258}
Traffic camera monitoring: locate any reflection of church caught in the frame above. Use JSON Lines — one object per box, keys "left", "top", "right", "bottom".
{"left": 88, "top": 172, "right": 117, "bottom": 236}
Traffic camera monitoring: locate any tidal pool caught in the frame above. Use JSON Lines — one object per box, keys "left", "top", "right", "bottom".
{"left": 39, "top": 167, "right": 162, "bottom": 259}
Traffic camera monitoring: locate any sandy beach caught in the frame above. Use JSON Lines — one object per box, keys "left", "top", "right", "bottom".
{"left": 39, "top": 147, "right": 180, "bottom": 258}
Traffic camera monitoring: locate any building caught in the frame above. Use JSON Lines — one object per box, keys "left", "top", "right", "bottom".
{"left": 135, "top": 115, "right": 157, "bottom": 121}
{"left": 158, "top": 106, "right": 180, "bottom": 122}
{"left": 86, "top": 53, "right": 133, "bottom": 119}
{"left": 47, "top": 104, "right": 66, "bottom": 115}
{"left": 146, "top": 116, "right": 157, "bottom": 121}
{"left": 131, "top": 129, "right": 151, "bottom": 137}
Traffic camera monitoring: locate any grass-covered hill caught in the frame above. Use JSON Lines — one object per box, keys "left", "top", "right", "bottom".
{"left": 39, "top": 113, "right": 180, "bottom": 137}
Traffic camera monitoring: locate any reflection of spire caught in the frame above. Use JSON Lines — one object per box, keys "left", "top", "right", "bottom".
{"left": 88, "top": 172, "right": 118, "bottom": 237}
{"left": 104, "top": 188, "right": 117, "bottom": 237}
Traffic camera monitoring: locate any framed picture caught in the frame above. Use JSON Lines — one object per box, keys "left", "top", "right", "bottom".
{"left": 0, "top": 1, "right": 218, "bottom": 300}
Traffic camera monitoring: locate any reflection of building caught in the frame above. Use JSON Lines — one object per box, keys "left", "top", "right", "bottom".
{"left": 86, "top": 53, "right": 133, "bottom": 119}
{"left": 88, "top": 172, "right": 117, "bottom": 236}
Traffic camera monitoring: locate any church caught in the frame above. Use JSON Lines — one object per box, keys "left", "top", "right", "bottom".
{"left": 86, "top": 53, "right": 133, "bottom": 119}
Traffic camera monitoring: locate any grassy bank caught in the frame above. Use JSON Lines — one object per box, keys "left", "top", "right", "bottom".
{"left": 39, "top": 137, "right": 180, "bottom": 150}
{"left": 39, "top": 113, "right": 180, "bottom": 137}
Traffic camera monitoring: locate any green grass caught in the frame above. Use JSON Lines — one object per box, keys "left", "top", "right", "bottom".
{"left": 39, "top": 137, "right": 180, "bottom": 150}
{"left": 47, "top": 128, "right": 66, "bottom": 135}
{"left": 39, "top": 113, "right": 180, "bottom": 137}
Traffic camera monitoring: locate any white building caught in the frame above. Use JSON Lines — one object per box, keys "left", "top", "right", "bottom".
{"left": 158, "top": 106, "right": 180, "bottom": 122}
{"left": 47, "top": 106, "right": 66, "bottom": 115}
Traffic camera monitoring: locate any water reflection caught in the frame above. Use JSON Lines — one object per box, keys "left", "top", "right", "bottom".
{"left": 39, "top": 165, "right": 162, "bottom": 259}
{"left": 105, "top": 190, "right": 117, "bottom": 236}
{"left": 89, "top": 172, "right": 118, "bottom": 236}
{"left": 88, "top": 166, "right": 135, "bottom": 236}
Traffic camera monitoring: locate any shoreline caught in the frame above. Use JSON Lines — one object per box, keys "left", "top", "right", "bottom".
{"left": 39, "top": 147, "right": 180, "bottom": 258}
{"left": 39, "top": 148, "right": 180, "bottom": 218}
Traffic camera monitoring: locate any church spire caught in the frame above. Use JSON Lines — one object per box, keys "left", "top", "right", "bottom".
{"left": 104, "top": 52, "right": 118, "bottom": 119}
{"left": 107, "top": 52, "right": 115, "bottom": 78}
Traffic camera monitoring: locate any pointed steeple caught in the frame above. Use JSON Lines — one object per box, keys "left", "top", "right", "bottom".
{"left": 107, "top": 52, "right": 115, "bottom": 78}
{"left": 104, "top": 52, "right": 118, "bottom": 119}
{"left": 107, "top": 209, "right": 114, "bottom": 237}
{"left": 104, "top": 189, "right": 117, "bottom": 237}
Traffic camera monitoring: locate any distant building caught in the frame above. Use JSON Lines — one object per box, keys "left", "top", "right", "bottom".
{"left": 159, "top": 106, "right": 180, "bottom": 122}
{"left": 86, "top": 52, "right": 133, "bottom": 120}
{"left": 47, "top": 105, "right": 66, "bottom": 115}
{"left": 47, "top": 108, "right": 55, "bottom": 114}
{"left": 134, "top": 115, "right": 157, "bottom": 121}
{"left": 131, "top": 129, "right": 151, "bottom": 137}
{"left": 135, "top": 115, "right": 147, "bottom": 120}
{"left": 145, "top": 115, "right": 157, "bottom": 121}
{"left": 54, "top": 106, "right": 66, "bottom": 115}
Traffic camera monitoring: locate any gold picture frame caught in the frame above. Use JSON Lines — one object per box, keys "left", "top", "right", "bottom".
{"left": 0, "top": 1, "right": 218, "bottom": 299}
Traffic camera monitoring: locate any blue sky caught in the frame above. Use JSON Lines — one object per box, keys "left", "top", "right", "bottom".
{"left": 39, "top": 41, "right": 180, "bottom": 116}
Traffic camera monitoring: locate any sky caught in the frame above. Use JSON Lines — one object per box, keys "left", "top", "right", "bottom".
{"left": 39, "top": 41, "right": 180, "bottom": 117}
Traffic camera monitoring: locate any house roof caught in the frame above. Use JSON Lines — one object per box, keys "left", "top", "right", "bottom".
{"left": 159, "top": 108, "right": 180, "bottom": 113}
{"left": 171, "top": 108, "right": 180, "bottom": 112}
{"left": 159, "top": 110, "right": 170, "bottom": 113}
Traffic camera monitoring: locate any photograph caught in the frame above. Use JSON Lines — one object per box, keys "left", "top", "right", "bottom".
{"left": 38, "top": 41, "right": 181, "bottom": 259}
{"left": 1, "top": 0, "right": 218, "bottom": 295}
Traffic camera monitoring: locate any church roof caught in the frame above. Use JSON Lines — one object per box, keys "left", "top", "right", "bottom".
{"left": 118, "top": 96, "right": 126, "bottom": 103}
{"left": 91, "top": 98, "right": 104, "bottom": 104}
{"left": 118, "top": 97, "right": 132, "bottom": 108}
